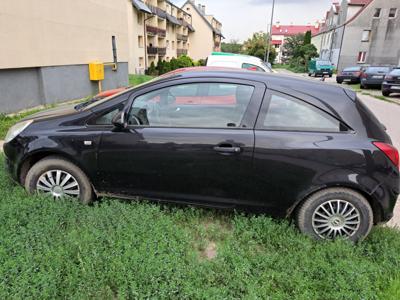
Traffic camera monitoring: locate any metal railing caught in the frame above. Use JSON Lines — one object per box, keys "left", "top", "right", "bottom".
{"left": 177, "top": 49, "right": 188, "bottom": 56}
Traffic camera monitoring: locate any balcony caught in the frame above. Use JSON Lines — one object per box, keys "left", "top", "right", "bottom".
{"left": 158, "top": 47, "right": 167, "bottom": 56}
{"left": 147, "top": 46, "right": 158, "bottom": 55}
{"left": 146, "top": 25, "right": 158, "bottom": 36}
{"left": 177, "top": 49, "right": 188, "bottom": 56}
{"left": 177, "top": 34, "right": 188, "bottom": 42}
{"left": 158, "top": 28, "right": 166, "bottom": 38}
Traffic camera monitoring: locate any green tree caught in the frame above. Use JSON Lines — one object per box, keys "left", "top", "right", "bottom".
{"left": 283, "top": 33, "right": 305, "bottom": 60}
{"left": 304, "top": 30, "right": 312, "bottom": 45}
{"left": 242, "top": 32, "right": 276, "bottom": 63}
{"left": 221, "top": 39, "right": 243, "bottom": 54}
{"left": 176, "top": 55, "right": 194, "bottom": 68}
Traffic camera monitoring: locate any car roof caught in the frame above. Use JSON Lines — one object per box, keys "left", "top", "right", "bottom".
{"left": 208, "top": 53, "right": 263, "bottom": 64}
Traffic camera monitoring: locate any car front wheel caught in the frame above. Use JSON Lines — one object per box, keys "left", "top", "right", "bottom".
{"left": 382, "top": 91, "right": 391, "bottom": 97}
{"left": 25, "top": 156, "right": 93, "bottom": 204}
{"left": 296, "top": 188, "right": 373, "bottom": 242}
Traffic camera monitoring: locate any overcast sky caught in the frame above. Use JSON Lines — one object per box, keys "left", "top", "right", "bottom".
{"left": 172, "top": 0, "right": 333, "bottom": 42}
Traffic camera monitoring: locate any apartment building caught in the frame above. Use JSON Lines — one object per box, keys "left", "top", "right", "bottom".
{"left": 312, "top": 0, "right": 400, "bottom": 71}
{"left": 128, "top": 0, "right": 195, "bottom": 74}
{"left": 271, "top": 23, "right": 321, "bottom": 63}
{"left": 0, "top": 0, "right": 222, "bottom": 113}
{"left": 0, "top": 0, "right": 129, "bottom": 113}
{"left": 182, "top": 1, "right": 224, "bottom": 61}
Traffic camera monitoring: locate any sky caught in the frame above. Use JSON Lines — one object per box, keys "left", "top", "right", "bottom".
{"left": 172, "top": 0, "right": 333, "bottom": 42}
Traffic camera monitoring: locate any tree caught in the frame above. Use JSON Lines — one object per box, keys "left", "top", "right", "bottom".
{"left": 221, "top": 39, "right": 242, "bottom": 54}
{"left": 242, "top": 32, "right": 276, "bottom": 63}
{"left": 283, "top": 33, "right": 305, "bottom": 60}
{"left": 304, "top": 30, "right": 312, "bottom": 45}
{"left": 300, "top": 43, "right": 318, "bottom": 69}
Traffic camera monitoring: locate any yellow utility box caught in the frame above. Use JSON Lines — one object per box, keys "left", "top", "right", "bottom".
{"left": 88, "top": 62, "right": 104, "bottom": 81}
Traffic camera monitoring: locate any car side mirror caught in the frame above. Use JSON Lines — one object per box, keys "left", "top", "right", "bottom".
{"left": 112, "top": 111, "right": 127, "bottom": 129}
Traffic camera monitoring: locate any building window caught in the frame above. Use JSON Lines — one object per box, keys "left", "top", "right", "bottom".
{"left": 139, "top": 57, "right": 144, "bottom": 67}
{"left": 357, "top": 51, "right": 367, "bottom": 63}
{"left": 138, "top": 36, "right": 144, "bottom": 48}
{"left": 172, "top": 41, "right": 175, "bottom": 50}
{"left": 373, "top": 8, "right": 381, "bottom": 18}
{"left": 166, "top": 40, "right": 170, "bottom": 49}
{"left": 389, "top": 8, "right": 397, "bottom": 18}
{"left": 361, "top": 30, "right": 371, "bottom": 42}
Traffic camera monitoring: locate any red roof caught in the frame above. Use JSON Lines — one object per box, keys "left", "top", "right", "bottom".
{"left": 348, "top": 0, "right": 371, "bottom": 5}
{"left": 272, "top": 40, "right": 282, "bottom": 45}
{"left": 271, "top": 25, "right": 320, "bottom": 36}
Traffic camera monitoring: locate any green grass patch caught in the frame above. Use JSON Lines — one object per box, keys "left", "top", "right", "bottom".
{"left": 0, "top": 156, "right": 400, "bottom": 298}
{"left": 129, "top": 74, "right": 154, "bottom": 87}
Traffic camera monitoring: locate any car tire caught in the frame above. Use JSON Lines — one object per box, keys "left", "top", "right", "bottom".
{"left": 296, "top": 188, "right": 373, "bottom": 242}
{"left": 360, "top": 84, "right": 366, "bottom": 89}
{"left": 25, "top": 156, "right": 93, "bottom": 204}
{"left": 329, "top": 74, "right": 332, "bottom": 78}
{"left": 382, "top": 91, "right": 390, "bottom": 97}
{"left": 337, "top": 80, "right": 343, "bottom": 84}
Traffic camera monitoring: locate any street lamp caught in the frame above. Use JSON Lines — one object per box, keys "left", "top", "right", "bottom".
{"left": 265, "top": 0, "right": 276, "bottom": 64}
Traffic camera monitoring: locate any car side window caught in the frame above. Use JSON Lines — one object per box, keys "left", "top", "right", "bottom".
{"left": 128, "top": 83, "right": 255, "bottom": 128}
{"left": 89, "top": 103, "right": 125, "bottom": 125}
{"left": 242, "top": 63, "right": 265, "bottom": 72}
{"left": 261, "top": 93, "right": 342, "bottom": 132}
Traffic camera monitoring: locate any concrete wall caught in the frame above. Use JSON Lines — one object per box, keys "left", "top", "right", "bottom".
{"left": 0, "top": 63, "right": 128, "bottom": 113}
{"left": 338, "top": 0, "right": 400, "bottom": 71}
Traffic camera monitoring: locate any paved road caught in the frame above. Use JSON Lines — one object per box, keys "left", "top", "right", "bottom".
{"left": 276, "top": 69, "right": 400, "bottom": 227}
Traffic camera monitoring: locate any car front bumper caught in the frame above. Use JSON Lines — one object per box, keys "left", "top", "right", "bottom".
{"left": 361, "top": 78, "right": 385, "bottom": 86}
{"left": 337, "top": 75, "right": 360, "bottom": 82}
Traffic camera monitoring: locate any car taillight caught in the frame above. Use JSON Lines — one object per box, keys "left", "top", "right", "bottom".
{"left": 373, "top": 142, "right": 399, "bottom": 168}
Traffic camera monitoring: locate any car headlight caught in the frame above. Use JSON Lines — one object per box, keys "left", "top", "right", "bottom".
{"left": 4, "top": 120, "right": 33, "bottom": 143}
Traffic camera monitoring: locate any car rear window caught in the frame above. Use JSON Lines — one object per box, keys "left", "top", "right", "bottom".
{"left": 316, "top": 61, "right": 331, "bottom": 66}
{"left": 390, "top": 69, "right": 400, "bottom": 76}
{"left": 366, "top": 67, "right": 391, "bottom": 73}
{"left": 344, "top": 67, "right": 361, "bottom": 72}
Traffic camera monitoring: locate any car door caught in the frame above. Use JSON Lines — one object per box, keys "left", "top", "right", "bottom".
{"left": 96, "top": 78, "right": 265, "bottom": 206}
{"left": 252, "top": 90, "right": 353, "bottom": 217}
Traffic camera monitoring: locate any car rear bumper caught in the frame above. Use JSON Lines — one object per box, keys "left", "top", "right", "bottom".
{"left": 382, "top": 83, "right": 400, "bottom": 93}
{"left": 361, "top": 78, "right": 385, "bottom": 86}
{"left": 337, "top": 75, "right": 360, "bottom": 82}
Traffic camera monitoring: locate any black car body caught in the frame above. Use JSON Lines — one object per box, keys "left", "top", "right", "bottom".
{"left": 360, "top": 66, "right": 393, "bottom": 89}
{"left": 3, "top": 68, "right": 399, "bottom": 241}
{"left": 337, "top": 66, "right": 364, "bottom": 84}
{"left": 382, "top": 68, "right": 400, "bottom": 96}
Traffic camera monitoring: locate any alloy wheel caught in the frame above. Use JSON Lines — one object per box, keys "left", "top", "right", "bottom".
{"left": 36, "top": 170, "right": 80, "bottom": 199}
{"left": 312, "top": 200, "right": 361, "bottom": 239}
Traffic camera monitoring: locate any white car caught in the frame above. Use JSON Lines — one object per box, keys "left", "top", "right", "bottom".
{"left": 206, "top": 52, "right": 272, "bottom": 73}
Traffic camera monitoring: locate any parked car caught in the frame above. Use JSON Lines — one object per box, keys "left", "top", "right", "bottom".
{"left": 336, "top": 66, "right": 364, "bottom": 84}
{"left": 308, "top": 59, "right": 334, "bottom": 77}
{"left": 360, "top": 66, "right": 393, "bottom": 89}
{"left": 382, "top": 68, "right": 400, "bottom": 96}
{"left": 206, "top": 52, "right": 272, "bottom": 73}
{"left": 3, "top": 67, "right": 399, "bottom": 242}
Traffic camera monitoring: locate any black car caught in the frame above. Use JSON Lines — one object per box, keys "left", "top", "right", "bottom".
{"left": 360, "top": 66, "right": 393, "bottom": 89}
{"left": 336, "top": 66, "right": 364, "bottom": 84}
{"left": 382, "top": 68, "right": 400, "bottom": 96}
{"left": 3, "top": 68, "right": 399, "bottom": 242}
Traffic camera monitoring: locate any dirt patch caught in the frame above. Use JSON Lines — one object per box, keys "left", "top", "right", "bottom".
{"left": 200, "top": 241, "right": 217, "bottom": 260}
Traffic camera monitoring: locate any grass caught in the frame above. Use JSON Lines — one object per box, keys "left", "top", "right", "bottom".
{"left": 273, "top": 64, "right": 307, "bottom": 73}
{"left": 1, "top": 156, "right": 400, "bottom": 298}
{"left": 129, "top": 74, "right": 154, "bottom": 87}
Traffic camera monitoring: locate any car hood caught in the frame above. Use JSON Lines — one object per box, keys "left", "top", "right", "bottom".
{"left": 22, "top": 103, "right": 78, "bottom": 122}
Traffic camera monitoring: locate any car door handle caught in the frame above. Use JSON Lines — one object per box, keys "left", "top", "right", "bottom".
{"left": 213, "top": 145, "right": 241, "bottom": 154}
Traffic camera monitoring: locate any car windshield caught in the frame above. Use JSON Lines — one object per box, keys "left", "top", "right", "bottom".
{"left": 316, "top": 61, "right": 331, "bottom": 66}
{"left": 344, "top": 67, "right": 361, "bottom": 72}
{"left": 80, "top": 76, "right": 165, "bottom": 111}
{"left": 366, "top": 67, "right": 391, "bottom": 73}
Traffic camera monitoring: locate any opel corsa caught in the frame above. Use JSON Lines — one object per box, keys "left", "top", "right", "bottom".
{"left": 3, "top": 68, "right": 399, "bottom": 242}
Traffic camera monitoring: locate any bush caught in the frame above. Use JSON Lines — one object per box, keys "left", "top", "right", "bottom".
{"left": 153, "top": 56, "right": 196, "bottom": 76}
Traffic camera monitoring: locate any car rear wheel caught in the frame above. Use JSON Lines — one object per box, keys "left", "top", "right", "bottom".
{"left": 337, "top": 80, "right": 343, "bottom": 84}
{"left": 296, "top": 188, "right": 373, "bottom": 242}
{"left": 382, "top": 91, "right": 391, "bottom": 97}
{"left": 25, "top": 156, "right": 93, "bottom": 204}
